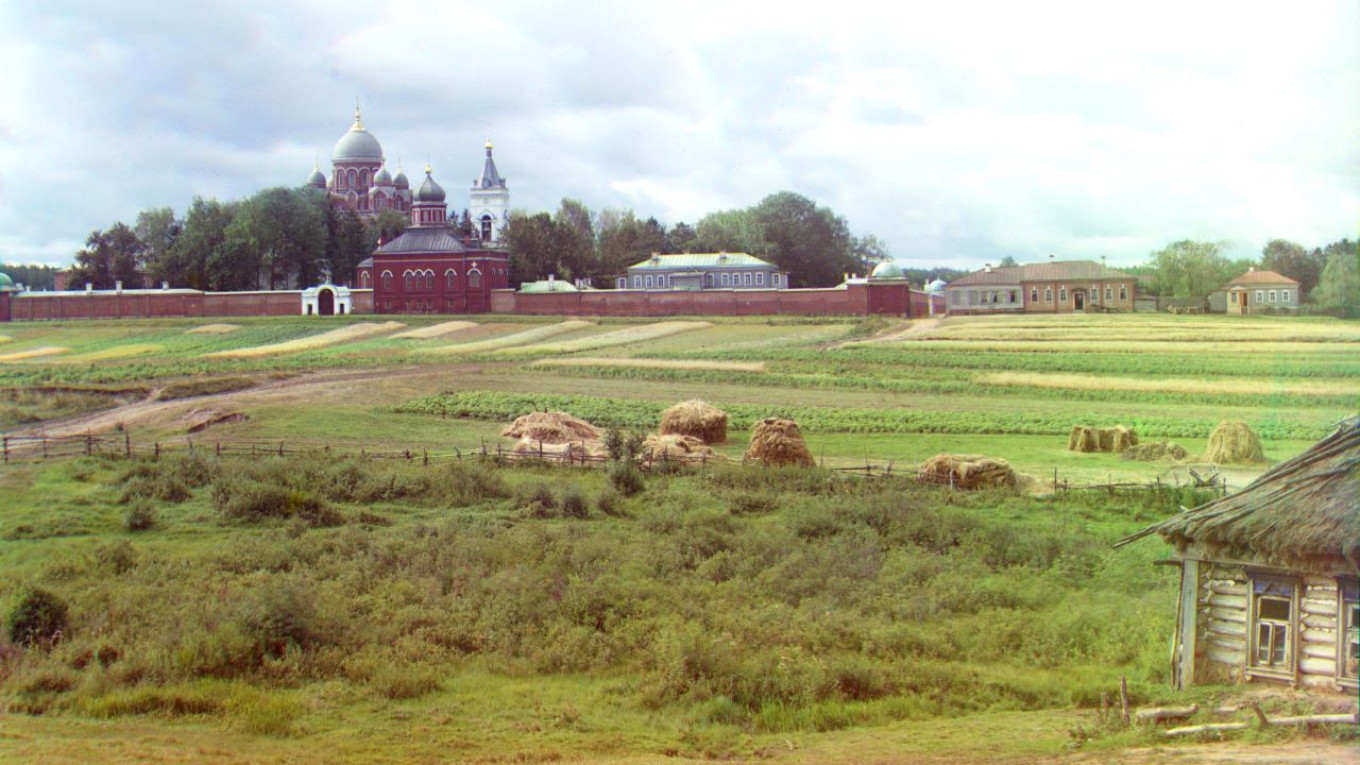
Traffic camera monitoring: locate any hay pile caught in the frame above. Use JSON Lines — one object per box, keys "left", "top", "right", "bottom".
{"left": 1120, "top": 441, "right": 1189, "bottom": 462}
{"left": 502, "top": 411, "right": 602, "bottom": 444}
{"left": 918, "top": 454, "right": 1018, "bottom": 489}
{"left": 1068, "top": 425, "right": 1139, "bottom": 453}
{"left": 1204, "top": 420, "right": 1265, "bottom": 464}
{"left": 659, "top": 399, "right": 728, "bottom": 444}
{"left": 510, "top": 439, "right": 606, "bottom": 460}
{"left": 641, "top": 433, "right": 720, "bottom": 462}
{"left": 742, "top": 417, "right": 815, "bottom": 467}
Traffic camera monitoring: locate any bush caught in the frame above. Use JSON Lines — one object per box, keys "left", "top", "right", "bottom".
{"left": 560, "top": 488, "right": 589, "bottom": 519}
{"left": 371, "top": 664, "right": 442, "bottom": 700}
{"left": 238, "top": 582, "right": 318, "bottom": 660}
{"left": 214, "top": 479, "right": 342, "bottom": 527}
{"left": 522, "top": 484, "right": 558, "bottom": 518}
{"left": 7, "top": 587, "right": 69, "bottom": 647}
{"left": 608, "top": 461, "right": 645, "bottom": 497}
{"left": 122, "top": 501, "right": 156, "bottom": 532}
{"left": 596, "top": 489, "right": 622, "bottom": 517}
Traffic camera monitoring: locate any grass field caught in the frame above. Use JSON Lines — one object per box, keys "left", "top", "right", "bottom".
{"left": 0, "top": 311, "right": 1356, "bottom": 762}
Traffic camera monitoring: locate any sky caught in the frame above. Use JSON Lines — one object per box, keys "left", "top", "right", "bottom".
{"left": 0, "top": 1, "right": 1356, "bottom": 271}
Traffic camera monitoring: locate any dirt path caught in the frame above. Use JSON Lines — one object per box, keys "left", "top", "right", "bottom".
{"left": 1067, "top": 740, "right": 1359, "bottom": 764}
{"left": 835, "top": 317, "right": 946, "bottom": 348}
{"left": 6, "top": 364, "right": 490, "bottom": 440}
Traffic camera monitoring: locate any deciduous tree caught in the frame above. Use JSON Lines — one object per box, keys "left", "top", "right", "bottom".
{"left": 1261, "top": 239, "right": 1323, "bottom": 299}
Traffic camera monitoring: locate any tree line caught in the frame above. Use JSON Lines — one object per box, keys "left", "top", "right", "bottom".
{"left": 502, "top": 191, "right": 895, "bottom": 288}
{"left": 1142, "top": 238, "right": 1358, "bottom": 316}
{"left": 59, "top": 188, "right": 412, "bottom": 292}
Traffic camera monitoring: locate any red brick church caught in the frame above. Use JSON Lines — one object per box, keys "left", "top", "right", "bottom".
{"left": 355, "top": 165, "right": 508, "bottom": 314}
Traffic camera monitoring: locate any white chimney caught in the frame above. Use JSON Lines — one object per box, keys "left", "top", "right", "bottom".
{"left": 85, "top": 282, "right": 93, "bottom": 294}
{"left": 547, "top": 274, "right": 555, "bottom": 282}
{"left": 115, "top": 280, "right": 123, "bottom": 293}
{"left": 162, "top": 281, "right": 169, "bottom": 290}
{"left": 984, "top": 263, "right": 993, "bottom": 273}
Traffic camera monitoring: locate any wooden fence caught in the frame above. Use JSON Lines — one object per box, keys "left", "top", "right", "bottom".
{"left": 0, "top": 432, "right": 1232, "bottom": 496}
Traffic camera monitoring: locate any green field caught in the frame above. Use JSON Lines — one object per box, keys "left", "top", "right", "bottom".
{"left": 0, "top": 312, "right": 1356, "bottom": 763}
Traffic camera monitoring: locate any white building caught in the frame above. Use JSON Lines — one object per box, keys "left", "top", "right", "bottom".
{"left": 470, "top": 140, "right": 510, "bottom": 245}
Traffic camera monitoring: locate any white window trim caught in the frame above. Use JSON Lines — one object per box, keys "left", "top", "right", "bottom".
{"left": 1256, "top": 290, "right": 1264, "bottom": 303}
{"left": 1246, "top": 575, "right": 1299, "bottom": 681}
{"left": 1045, "top": 288, "right": 1053, "bottom": 303}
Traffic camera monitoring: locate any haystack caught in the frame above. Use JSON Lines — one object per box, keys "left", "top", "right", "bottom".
{"left": 1068, "top": 426, "right": 1100, "bottom": 453}
{"left": 501, "top": 411, "right": 602, "bottom": 444}
{"left": 658, "top": 399, "right": 729, "bottom": 444}
{"left": 641, "top": 433, "right": 720, "bottom": 462}
{"left": 1204, "top": 420, "right": 1265, "bottom": 464}
{"left": 1120, "top": 441, "right": 1189, "bottom": 462}
{"left": 510, "top": 438, "right": 606, "bottom": 460}
{"left": 742, "top": 417, "right": 815, "bottom": 468}
{"left": 918, "top": 454, "right": 1018, "bottom": 490}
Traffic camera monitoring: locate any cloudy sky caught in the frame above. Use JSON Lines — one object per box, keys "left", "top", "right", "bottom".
{"left": 1, "top": 1, "right": 1356, "bottom": 270}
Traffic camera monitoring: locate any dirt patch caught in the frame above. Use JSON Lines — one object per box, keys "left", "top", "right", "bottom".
{"left": 838, "top": 318, "right": 945, "bottom": 347}
{"left": 182, "top": 409, "right": 251, "bottom": 433}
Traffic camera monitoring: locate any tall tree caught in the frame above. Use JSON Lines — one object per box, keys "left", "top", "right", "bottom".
{"left": 134, "top": 207, "right": 180, "bottom": 285}
{"left": 852, "top": 234, "right": 893, "bottom": 270}
{"left": 553, "top": 198, "right": 595, "bottom": 280}
{"left": 694, "top": 209, "right": 767, "bottom": 256}
{"left": 0, "top": 264, "right": 61, "bottom": 290}
{"left": 752, "top": 191, "right": 854, "bottom": 287}
{"left": 171, "top": 198, "right": 236, "bottom": 290}
{"left": 223, "top": 187, "right": 327, "bottom": 290}
{"left": 69, "top": 223, "right": 144, "bottom": 289}
{"left": 1309, "top": 240, "right": 1359, "bottom": 317}
{"left": 1261, "top": 239, "right": 1323, "bottom": 299}
{"left": 502, "top": 211, "right": 557, "bottom": 286}
{"left": 665, "top": 221, "right": 697, "bottom": 253}
{"left": 1147, "top": 240, "right": 1236, "bottom": 298}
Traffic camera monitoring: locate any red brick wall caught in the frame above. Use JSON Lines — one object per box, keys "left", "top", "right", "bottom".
{"left": 351, "top": 289, "right": 373, "bottom": 313}
{"left": 202, "top": 292, "right": 300, "bottom": 316}
{"left": 369, "top": 252, "right": 509, "bottom": 314}
{"left": 7, "top": 291, "right": 298, "bottom": 321}
{"left": 489, "top": 285, "right": 941, "bottom": 318}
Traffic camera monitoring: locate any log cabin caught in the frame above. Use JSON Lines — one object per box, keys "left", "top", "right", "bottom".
{"left": 1119, "top": 416, "right": 1359, "bottom": 692}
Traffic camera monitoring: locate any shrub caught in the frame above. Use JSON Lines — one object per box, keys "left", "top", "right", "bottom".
{"left": 596, "top": 489, "right": 622, "bottom": 517}
{"left": 560, "top": 488, "right": 589, "bottom": 519}
{"left": 608, "top": 461, "right": 645, "bottom": 497}
{"left": 238, "top": 582, "right": 318, "bottom": 660}
{"left": 226, "top": 687, "right": 303, "bottom": 736}
{"left": 523, "top": 484, "right": 558, "bottom": 518}
{"left": 371, "top": 664, "right": 442, "bottom": 700}
{"left": 122, "top": 502, "right": 156, "bottom": 532}
{"left": 7, "top": 587, "right": 69, "bottom": 647}
{"left": 214, "top": 479, "right": 342, "bottom": 527}
{"left": 728, "top": 490, "right": 778, "bottom": 516}
{"left": 94, "top": 540, "right": 137, "bottom": 575}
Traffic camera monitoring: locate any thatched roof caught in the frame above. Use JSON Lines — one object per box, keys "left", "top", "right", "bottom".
{"left": 1117, "top": 416, "right": 1359, "bottom": 573}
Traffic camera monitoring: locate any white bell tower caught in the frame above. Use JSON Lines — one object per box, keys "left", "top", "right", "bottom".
{"left": 470, "top": 139, "right": 510, "bottom": 245}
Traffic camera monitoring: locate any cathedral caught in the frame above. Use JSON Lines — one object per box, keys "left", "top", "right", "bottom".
{"left": 307, "top": 107, "right": 511, "bottom": 245}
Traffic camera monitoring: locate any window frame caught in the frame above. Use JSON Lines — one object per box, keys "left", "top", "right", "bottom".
{"left": 1119, "top": 285, "right": 1128, "bottom": 301}
{"left": 1045, "top": 288, "right": 1053, "bottom": 303}
{"left": 1247, "top": 574, "right": 1299, "bottom": 679}
{"left": 1341, "top": 578, "right": 1359, "bottom": 684}
{"left": 1256, "top": 290, "right": 1264, "bottom": 303}
{"left": 1031, "top": 288, "right": 1039, "bottom": 303}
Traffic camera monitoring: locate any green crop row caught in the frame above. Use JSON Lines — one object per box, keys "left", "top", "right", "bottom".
{"left": 396, "top": 391, "right": 1338, "bottom": 440}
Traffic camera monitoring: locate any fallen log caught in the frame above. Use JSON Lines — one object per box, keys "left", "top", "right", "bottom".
{"left": 1267, "top": 712, "right": 1358, "bottom": 726}
{"left": 1164, "top": 722, "right": 1249, "bottom": 737}
{"left": 1135, "top": 705, "right": 1198, "bottom": 724}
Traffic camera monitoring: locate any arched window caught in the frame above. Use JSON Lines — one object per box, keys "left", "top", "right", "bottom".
{"left": 721, "top": 273, "right": 730, "bottom": 286}
{"left": 468, "top": 269, "right": 482, "bottom": 289}
{"left": 424, "top": 271, "right": 435, "bottom": 290}
{"left": 446, "top": 269, "right": 458, "bottom": 289}
{"left": 360, "top": 170, "right": 370, "bottom": 187}
{"left": 404, "top": 271, "right": 415, "bottom": 291}
{"left": 381, "top": 271, "right": 393, "bottom": 290}
{"left": 360, "top": 271, "right": 371, "bottom": 288}
{"left": 481, "top": 214, "right": 493, "bottom": 241}
{"left": 347, "top": 169, "right": 357, "bottom": 187}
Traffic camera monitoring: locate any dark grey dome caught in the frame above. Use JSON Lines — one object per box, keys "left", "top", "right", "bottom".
{"left": 307, "top": 167, "right": 326, "bottom": 188}
{"left": 333, "top": 126, "right": 383, "bottom": 162}
{"left": 415, "top": 168, "right": 445, "bottom": 202}
{"left": 393, "top": 169, "right": 409, "bottom": 188}
{"left": 374, "top": 166, "right": 392, "bottom": 185}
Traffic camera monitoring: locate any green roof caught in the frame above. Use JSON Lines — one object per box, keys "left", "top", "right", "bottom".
{"left": 627, "top": 253, "right": 774, "bottom": 270}
{"left": 0, "top": 272, "right": 15, "bottom": 291}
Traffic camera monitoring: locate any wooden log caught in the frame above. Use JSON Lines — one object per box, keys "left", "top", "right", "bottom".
{"left": 1209, "top": 608, "right": 1247, "bottom": 624}
{"left": 1299, "top": 656, "right": 1338, "bottom": 676}
{"left": 1268, "top": 712, "right": 1358, "bottom": 727}
{"left": 1208, "top": 580, "right": 1246, "bottom": 595}
{"left": 1302, "top": 598, "right": 1338, "bottom": 617}
{"left": 1207, "top": 593, "right": 1247, "bottom": 611}
{"left": 1211, "top": 705, "right": 1240, "bottom": 716}
{"left": 1207, "top": 618, "right": 1246, "bottom": 637}
{"left": 1303, "top": 614, "right": 1338, "bottom": 631}
{"left": 1206, "top": 645, "right": 1245, "bottom": 667}
{"left": 1302, "top": 641, "right": 1337, "bottom": 660}
{"left": 1304, "top": 577, "right": 1339, "bottom": 594}
{"left": 1165, "top": 722, "right": 1249, "bottom": 737}
{"left": 1135, "top": 704, "right": 1199, "bottom": 724}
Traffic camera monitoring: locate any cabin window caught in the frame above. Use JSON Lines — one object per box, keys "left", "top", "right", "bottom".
{"left": 1119, "top": 285, "right": 1128, "bottom": 301}
{"left": 705, "top": 273, "right": 714, "bottom": 287}
{"left": 1342, "top": 579, "right": 1359, "bottom": 681}
{"left": 1009, "top": 290, "right": 1017, "bottom": 303}
{"left": 1045, "top": 288, "right": 1053, "bottom": 303}
{"left": 1281, "top": 290, "right": 1291, "bottom": 304}
{"left": 756, "top": 272, "right": 765, "bottom": 286}
{"left": 645, "top": 275, "right": 654, "bottom": 288}
{"left": 743, "top": 272, "right": 753, "bottom": 286}
{"left": 773, "top": 274, "right": 781, "bottom": 287}
{"left": 1249, "top": 576, "right": 1297, "bottom": 673}
{"left": 1255, "top": 290, "right": 1264, "bottom": 303}
{"left": 950, "top": 291, "right": 960, "bottom": 306}
{"left": 468, "top": 270, "right": 482, "bottom": 289}
{"left": 446, "top": 270, "right": 457, "bottom": 289}
{"left": 1090, "top": 287, "right": 1098, "bottom": 302}
{"left": 404, "top": 272, "right": 414, "bottom": 291}
{"left": 1059, "top": 287, "right": 1067, "bottom": 302}
{"left": 1104, "top": 286, "right": 1113, "bottom": 301}
{"left": 722, "top": 273, "right": 730, "bottom": 286}
{"left": 633, "top": 276, "right": 641, "bottom": 288}
{"left": 381, "top": 271, "right": 392, "bottom": 290}
{"left": 1031, "top": 288, "right": 1039, "bottom": 303}
{"left": 1269, "top": 290, "right": 1277, "bottom": 303}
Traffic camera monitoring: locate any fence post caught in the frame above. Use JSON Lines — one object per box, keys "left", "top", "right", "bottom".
{"left": 154, "top": 442, "right": 160, "bottom": 459}
{"left": 423, "top": 449, "right": 429, "bottom": 466}
{"left": 42, "top": 438, "right": 48, "bottom": 459}
{"left": 278, "top": 442, "right": 284, "bottom": 457}
{"left": 2, "top": 436, "right": 7, "bottom": 463}
{"left": 85, "top": 434, "right": 92, "bottom": 456}
{"left": 216, "top": 441, "right": 221, "bottom": 457}
{"left": 124, "top": 431, "right": 131, "bottom": 458}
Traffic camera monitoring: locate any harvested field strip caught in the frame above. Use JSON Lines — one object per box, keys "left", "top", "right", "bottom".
{"left": 529, "top": 357, "right": 766, "bottom": 373}
{"left": 0, "top": 346, "right": 67, "bottom": 361}
{"left": 391, "top": 321, "right": 479, "bottom": 340}
{"left": 185, "top": 324, "right": 242, "bottom": 334}
{"left": 496, "top": 321, "right": 713, "bottom": 356}
{"left": 60, "top": 343, "right": 165, "bottom": 362}
{"left": 883, "top": 340, "right": 1360, "bottom": 355}
{"left": 398, "top": 391, "right": 1338, "bottom": 440}
{"left": 520, "top": 364, "right": 1357, "bottom": 409}
{"left": 0, "top": 335, "right": 10, "bottom": 344}
{"left": 416, "top": 321, "right": 595, "bottom": 355}
{"left": 977, "top": 371, "right": 1360, "bottom": 397}
{"left": 204, "top": 322, "right": 406, "bottom": 358}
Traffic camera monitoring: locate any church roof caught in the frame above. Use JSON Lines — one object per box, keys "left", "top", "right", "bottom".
{"left": 333, "top": 107, "right": 383, "bottom": 163}
{"left": 374, "top": 228, "right": 468, "bottom": 255}
{"left": 475, "top": 140, "right": 507, "bottom": 189}
{"left": 627, "top": 253, "right": 774, "bottom": 270}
